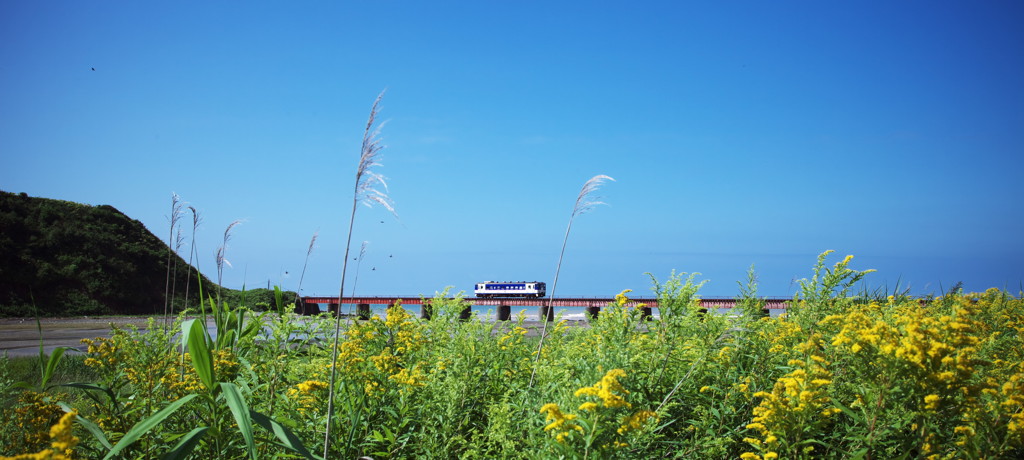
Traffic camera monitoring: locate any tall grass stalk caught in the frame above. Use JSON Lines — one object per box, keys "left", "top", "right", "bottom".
{"left": 348, "top": 241, "right": 369, "bottom": 314}
{"left": 528, "top": 174, "right": 613, "bottom": 388}
{"left": 164, "top": 193, "right": 184, "bottom": 319}
{"left": 324, "top": 91, "right": 395, "bottom": 457}
{"left": 216, "top": 220, "right": 242, "bottom": 305}
{"left": 183, "top": 206, "right": 202, "bottom": 311}
{"left": 169, "top": 227, "right": 185, "bottom": 319}
{"left": 293, "top": 230, "right": 319, "bottom": 307}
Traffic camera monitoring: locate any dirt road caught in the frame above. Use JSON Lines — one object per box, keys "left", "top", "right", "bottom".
{"left": 0, "top": 317, "right": 158, "bottom": 358}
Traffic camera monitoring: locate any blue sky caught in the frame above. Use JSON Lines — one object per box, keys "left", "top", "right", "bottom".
{"left": 2, "top": 1, "right": 1022, "bottom": 299}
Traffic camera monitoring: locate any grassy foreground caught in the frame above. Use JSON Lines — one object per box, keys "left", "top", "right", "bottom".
{"left": 1, "top": 255, "right": 1022, "bottom": 459}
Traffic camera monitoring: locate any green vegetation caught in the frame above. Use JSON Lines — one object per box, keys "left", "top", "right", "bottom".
{"left": 1, "top": 254, "right": 1021, "bottom": 458}
{"left": 0, "top": 191, "right": 295, "bottom": 317}
{"left": 3, "top": 94, "right": 1019, "bottom": 458}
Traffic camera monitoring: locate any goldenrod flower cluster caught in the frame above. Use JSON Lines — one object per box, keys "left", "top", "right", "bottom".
{"left": 1000, "top": 371, "right": 1024, "bottom": 440}
{"left": 575, "top": 368, "right": 631, "bottom": 409}
{"left": 80, "top": 336, "right": 119, "bottom": 371}
{"left": 540, "top": 369, "right": 658, "bottom": 449}
{"left": 287, "top": 380, "right": 328, "bottom": 415}
{"left": 614, "top": 289, "right": 632, "bottom": 307}
{"left": 8, "top": 392, "right": 68, "bottom": 452}
{"left": 539, "top": 403, "right": 583, "bottom": 443}
{"left": 744, "top": 334, "right": 836, "bottom": 459}
{"left": 0, "top": 410, "right": 78, "bottom": 460}
{"left": 335, "top": 302, "right": 431, "bottom": 397}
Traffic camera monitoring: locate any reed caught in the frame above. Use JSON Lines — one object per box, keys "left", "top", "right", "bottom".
{"left": 528, "top": 174, "right": 613, "bottom": 388}
{"left": 293, "top": 230, "right": 319, "bottom": 308}
{"left": 323, "top": 91, "right": 395, "bottom": 457}
{"left": 349, "top": 241, "right": 369, "bottom": 308}
{"left": 215, "top": 220, "right": 242, "bottom": 305}
{"left": 182, "top": 206, "right": 202, "bottom": 310}
{"left": 163, "top": 193, "right": 184, "bottom": 318}
{"left": 169, "top": 227, "right": 185, "bottom": 315}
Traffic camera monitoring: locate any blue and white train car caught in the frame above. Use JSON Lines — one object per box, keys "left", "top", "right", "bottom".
{"left": 474, "top": 281, "right": 547, "bottom": 298}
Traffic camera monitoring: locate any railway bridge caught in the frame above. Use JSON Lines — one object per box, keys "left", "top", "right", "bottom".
{"left": 297, "top": 296, "right": 791, "bottom": 321}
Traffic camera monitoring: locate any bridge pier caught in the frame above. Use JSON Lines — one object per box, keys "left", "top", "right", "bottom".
{"left": 328, "top": 303, "right": 340, "bottom": 316}
{"left": 538, "top": 305, "right": 554, "bottom": 322}
{"left": 420, "top": 301, "right": 432, "bottom": 320}
{"left": 356, "top": 303, "right": 371, "bottom": 320}
{"left": 295, "top": 301, "right": 319, "bottom": 315}
{"left": 496, "top": 304, "right": 511, "bottom": 321}
{"left": 585, "top": 306, "right": 600, "bottom": 320}
{"left": 459, "top": 305, "right": 472, "bottom": 321}
{"left": 639, "top": 305, "right": 652, "bottom": 320}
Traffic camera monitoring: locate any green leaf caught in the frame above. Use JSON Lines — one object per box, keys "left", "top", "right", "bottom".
{"left": 180, "top": 319, "right": 196, "bottom": 352}
{"left": 849, "top": 447, "right": 870, "bottom": 460}
{"left": 240, "top": 314, "right": 263, "bottom": 342}
{"left": 832, "top": 399, "right": 862, "bottom": 423}
{"left": 221, "top": 383, "right": 257, "bottom": 459}
{"left": 274, "top": 285, "right": 284, "bottom": 313}
{"left": 41, "top": 346, "right": 72, "bottom": 389}
{"left": 161, "top": 426, "right": 208, "bottom": 460}
{"left": 186, "top": 319, "right": 216, "bottom": 391}
{"left": 218, "top": 329, "right": 237, "bottom": 351}
{"left": 103, "top": 394, "right": 197, "bottom": 460}
{"left": 60, "top": 382, "right": 118, "bottom": 406}
{"left": 58, "top": 403, "right": 112, "bottom": 450}
{"left": 251, "top": 410, "right": 322, "bottom": 460}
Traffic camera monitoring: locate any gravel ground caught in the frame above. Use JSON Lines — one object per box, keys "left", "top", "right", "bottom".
{"left": 0, "top": 316, "right": 163, "bottom": 358}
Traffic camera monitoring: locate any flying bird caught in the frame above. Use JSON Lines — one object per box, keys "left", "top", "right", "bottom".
{"left": 90, "top": 67, "right": 95, "bottom": 71}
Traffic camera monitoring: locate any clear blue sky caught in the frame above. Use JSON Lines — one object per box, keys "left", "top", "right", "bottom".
{"left": 2, "top": 1, "right": 1022, "bottom": 299}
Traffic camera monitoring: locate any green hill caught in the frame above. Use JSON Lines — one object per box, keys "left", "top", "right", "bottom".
{"left": 0, "top": 191, "right": 295, "bottom": 317}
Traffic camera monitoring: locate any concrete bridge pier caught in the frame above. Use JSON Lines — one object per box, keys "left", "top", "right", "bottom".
{"left": 328, "top": 303, "right": 340, "bottom": 316}
{"left": 357, "top": 303, "right": 371, "bottom": 320}
{"left": 496, "top": 304, "right": 511, "bottom": 321}
{"left": 585, "top": 306, "right": 600, "bottom": 320}
{"left": 538, "top": 305, "right": 555, "bottom": 322}
{"left": 639, "top": 305, "right": 653, "bottom": 320}
{"left": 294, "top": 301, "right": 314, "bottom": 315}
{"left": 418, "top": 302, "right": 470, "bottom": 320}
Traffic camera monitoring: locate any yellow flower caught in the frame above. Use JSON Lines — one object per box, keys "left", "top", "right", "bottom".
{"left": 617, "top": 410, "right": 657, "bottom": 434}
{"left": 2, "top": 410, "right": 79, "bottom": 460}
{"left": 539, "top": 403, "right": 582, "bottom": 442}
{"left": 575, "top": 369, "right": 631, "bottom": 409}
{"left": 615, "top": 289, "right": 633, "bottom": 306}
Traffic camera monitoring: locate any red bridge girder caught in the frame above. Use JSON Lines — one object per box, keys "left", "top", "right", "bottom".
{"left": 300, "top": 296, "right": 791, "bottom": 309}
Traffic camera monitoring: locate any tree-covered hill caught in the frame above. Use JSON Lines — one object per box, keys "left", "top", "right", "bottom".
{"left": 0, "top": 191, "right": 294, "bottom": 317}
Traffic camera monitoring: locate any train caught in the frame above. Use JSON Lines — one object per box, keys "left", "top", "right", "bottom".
{"left": 474, "top": 281, "right": 547, "bottom": 298}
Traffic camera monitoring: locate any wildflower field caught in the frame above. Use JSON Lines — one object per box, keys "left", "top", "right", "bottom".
{"left": 1, "top": 253, "right": 1022, "bottom": 459}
